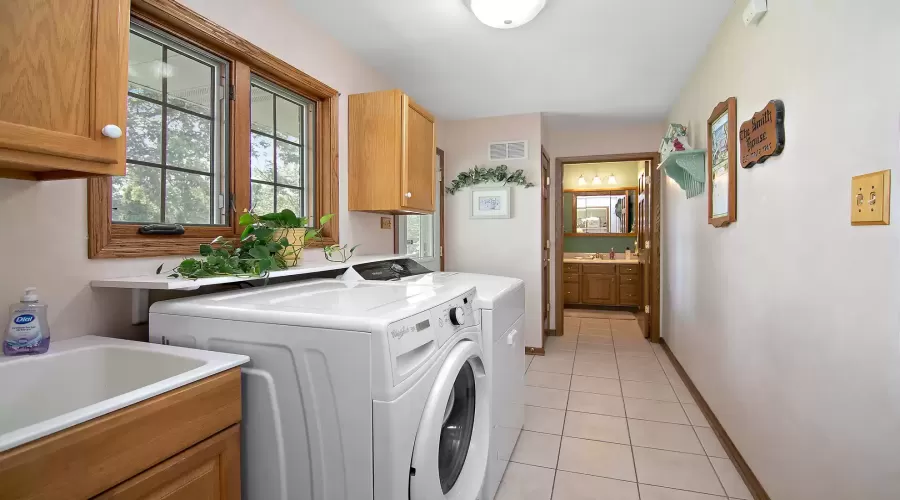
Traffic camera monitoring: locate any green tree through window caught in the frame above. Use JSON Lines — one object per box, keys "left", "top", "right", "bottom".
{"left": 113, "top": 21, "right": 229, "bottom": 225}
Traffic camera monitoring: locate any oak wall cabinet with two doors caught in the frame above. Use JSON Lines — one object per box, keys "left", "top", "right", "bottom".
{"left": 0, "top": 0, "right": 129, "bottom": 180}
{"left": 348, "top": 90, "right": 436, "bottom": 214}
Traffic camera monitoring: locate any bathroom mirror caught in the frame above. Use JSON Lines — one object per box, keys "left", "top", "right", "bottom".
{"left": 565, "top": 189, "right": 636, "bottom": 236}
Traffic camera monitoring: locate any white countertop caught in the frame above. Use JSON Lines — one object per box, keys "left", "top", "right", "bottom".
{"left": 0, "top": 336, "right": 248, "bottom": 452}
{"left": 91, "top": 253, "right": 409, "bottom": 290}
{"left": 563, "top": 259, "right": 640, "bottom": 265}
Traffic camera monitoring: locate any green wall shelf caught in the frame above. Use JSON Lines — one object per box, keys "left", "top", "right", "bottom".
{"left": 661, "top": 149, "right": 706, "bottom": 199}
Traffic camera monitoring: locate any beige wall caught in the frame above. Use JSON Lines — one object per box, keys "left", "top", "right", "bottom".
{"left": 438, "top": 114, "right": 544, "bottom": 348}
{"left": 0, "top": 0, "right": 394, "bottom": 342}
{"left": 543, "top": 119, "right": 665, "bottom": 329}
{"left": 662, "top": 1, "right": 900, "bottom": 499}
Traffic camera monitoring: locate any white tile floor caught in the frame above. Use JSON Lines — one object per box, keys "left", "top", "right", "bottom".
{"left": 496, "top": 309, "right": 753, "bottom": 500}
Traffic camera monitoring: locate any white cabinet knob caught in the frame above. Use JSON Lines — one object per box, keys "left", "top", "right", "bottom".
{"left": 101, "top": 124, "right": 122, "bottom": 139}
{"left": 405, "top": 192, "right": 412, "bottom": 198}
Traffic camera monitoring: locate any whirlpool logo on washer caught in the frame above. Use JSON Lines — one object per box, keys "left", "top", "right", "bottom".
{"left": 390, "top": 325, "right": 412, "bottom": 339}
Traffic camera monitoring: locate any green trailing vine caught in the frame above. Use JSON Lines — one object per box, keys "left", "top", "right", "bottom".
{"left": 445, "top": 165, "right": 535, "bottom": 195}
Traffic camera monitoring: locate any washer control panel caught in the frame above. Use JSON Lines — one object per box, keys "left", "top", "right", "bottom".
{"left": 385, "top": 287, "right": 478, "bottom": 385}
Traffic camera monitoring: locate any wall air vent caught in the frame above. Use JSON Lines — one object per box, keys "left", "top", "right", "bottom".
{"left": 488, "top": 140, "right": 528, "bottom": 161}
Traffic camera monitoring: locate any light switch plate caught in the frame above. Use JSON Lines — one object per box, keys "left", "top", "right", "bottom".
{"left": 851, "top": 170, "right": 890, "bottom": 225}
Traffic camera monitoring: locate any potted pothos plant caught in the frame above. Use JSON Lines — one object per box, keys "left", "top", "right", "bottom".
{"left": 167, "top": 210, "right": 333, "bottom": 280}
{"left": 240, "top": 210, "right": 334, "bottom": 267}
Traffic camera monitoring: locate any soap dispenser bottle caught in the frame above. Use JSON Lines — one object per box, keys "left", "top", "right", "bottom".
{"left": 4, "top": 287, "right": 50, "bottom": 356}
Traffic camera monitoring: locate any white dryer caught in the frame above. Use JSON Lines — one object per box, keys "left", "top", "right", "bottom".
{"left": 149, "top": 279, "right": 490, "bottom": 500}
{"left": 343, "top": 259, "right": 526, "bottom": 500}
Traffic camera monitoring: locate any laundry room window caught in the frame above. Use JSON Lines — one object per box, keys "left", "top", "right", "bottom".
{"left": 87, "top": 2, "right": 341, "bottom": 258}
{"left": 401, "top": 214, "right": 434, "bottom": 259}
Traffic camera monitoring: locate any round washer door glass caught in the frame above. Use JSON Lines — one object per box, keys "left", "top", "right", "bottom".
{"left": 438, "top": 361, "right": 476, "bottom": 493}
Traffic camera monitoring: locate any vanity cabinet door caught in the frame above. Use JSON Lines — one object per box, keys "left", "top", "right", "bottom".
{"left": 95, "top": 425, "right": 241, "bottom": 500}
{"left": 582, "top": 274, "right": 617, "bottom": 305}
{"left": 563, "top": 282, "right": 581, "bottom": 304}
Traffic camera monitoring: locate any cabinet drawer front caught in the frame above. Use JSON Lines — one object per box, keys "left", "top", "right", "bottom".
{"left": 582, "top": 263, "right": 617, "bottom": 275}
{"left": 0, "top": 369, "right": 242, "bottom": 500}
{"left": 562, "top": 263, "right": 580, "bottom": 274}
{"left": 563, "top": 273, "right": 580, "bottom": 283}
{"left": 619, "top": 284, "right": 641, "bottom": 305}
{"left": 618, "top": 274, "right": 640, "bottom": 285}
{"left": 619, "top": 264, "right": 640, "bottom": 275}
{"left": 563, "top": 282, "right": 581, "bottom": 304}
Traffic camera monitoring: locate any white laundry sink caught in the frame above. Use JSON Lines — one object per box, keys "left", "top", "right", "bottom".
{"left": 0, "top": 335, "right": 248, "bottom": 452}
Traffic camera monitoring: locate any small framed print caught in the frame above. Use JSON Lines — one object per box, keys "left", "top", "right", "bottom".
{"left": 470, "top": 186, "right": 512, "bottom": 219}
{"left": 708, "top": 97, "right": 737, "bottom": 227}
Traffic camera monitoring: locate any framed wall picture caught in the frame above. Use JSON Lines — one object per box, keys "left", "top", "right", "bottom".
{"left": 470, "top": 186, "right": 512, "bottom": 219}
{"left": 707, "top": 97, "right": 737, "bottom": 227}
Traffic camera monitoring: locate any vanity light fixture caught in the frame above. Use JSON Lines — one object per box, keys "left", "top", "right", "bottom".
{"left": 592, "top": 174, "right": 602, "bottom": 185}
{"left": 466, "top": 0, "right": 547, "bottom": 29}
{"left": 577, "top": 174, "right": 587, "bottom": 186}
{"left": 607, "top": 174, "right": 617, "bottom": 185}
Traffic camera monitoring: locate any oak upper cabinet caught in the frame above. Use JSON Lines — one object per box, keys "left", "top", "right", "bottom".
{"left": 349, "top": 90, "right": 436, "bottom": 214}
{"left": 0, "top": 0, "right": 129, "bottom": 180}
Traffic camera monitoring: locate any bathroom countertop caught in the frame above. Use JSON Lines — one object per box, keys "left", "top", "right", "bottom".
{"left": 563, "top": 258, "right": 640, "bottom": 265}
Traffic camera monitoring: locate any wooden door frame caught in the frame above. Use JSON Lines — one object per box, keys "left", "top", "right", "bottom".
{"left": 394, "top": 147, "right": 445, "bottom": 271}
{"left": 540, "top": 147, "right": 551, "bottom": 346}
{"left": 554, "top": 152, "right": 661, "bottom": 342}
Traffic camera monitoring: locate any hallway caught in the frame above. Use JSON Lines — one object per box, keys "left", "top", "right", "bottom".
{"left": 495, "top": 310, "right": 753, "bottom": 499}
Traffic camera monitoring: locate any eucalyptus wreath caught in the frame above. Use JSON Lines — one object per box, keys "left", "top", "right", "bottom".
{"left": 445, "top": 165, "right": 535, "bottom": 195}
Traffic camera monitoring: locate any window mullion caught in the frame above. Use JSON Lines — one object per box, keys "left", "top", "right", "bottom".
{"left": 160, "top": 45, "right": 169, "bottom": 224}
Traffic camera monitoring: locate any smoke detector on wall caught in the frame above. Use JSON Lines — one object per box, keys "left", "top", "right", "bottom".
{"left": 489, "top": 140, "right": 528, "bottom": 161}
{"left": 464, "top": 0, "right": 547, "bottom": 29}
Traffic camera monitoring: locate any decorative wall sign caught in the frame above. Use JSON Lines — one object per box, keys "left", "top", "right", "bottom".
{"left": 739, "top": 100, "right": 785, "bottom": 168}
{"left": 707, "top": 97, "right": 737, "bottom": 228}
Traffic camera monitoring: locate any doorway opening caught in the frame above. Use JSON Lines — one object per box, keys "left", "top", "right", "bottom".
{"left": 396, "top": 148, "right": 445, "bottom": 271}
{"left": 553, "top": 153, "right": 661, "bottom": 342}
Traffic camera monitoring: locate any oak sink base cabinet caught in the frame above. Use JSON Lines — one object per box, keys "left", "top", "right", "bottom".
{"left": 563, "top": 262, "right": 641, "bottom": 307}
{"left": 0, "top": 368, "right": 242, "bottom": 500}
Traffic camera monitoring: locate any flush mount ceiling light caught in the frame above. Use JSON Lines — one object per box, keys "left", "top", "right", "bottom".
{"left": 466, "top": 0, "right": 547, "bottom": 29}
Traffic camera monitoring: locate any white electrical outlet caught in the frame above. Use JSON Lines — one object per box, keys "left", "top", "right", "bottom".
{"left": 743, "top": 0, "right": 767, "bottom": 26}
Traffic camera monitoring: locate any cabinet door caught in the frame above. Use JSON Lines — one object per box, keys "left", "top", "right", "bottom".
{"left": 401, "top": 95, "right": 435, "bottom": 212}
{"left": 95, "top": 425, "right": 241, "bottom": 500}
{"left": 582, "top": 275, "right": 617, "bottom": 305}
{"left": 563, "top": 282, "right": 581, "bottom": 304}
{"left": 0, "top": 0, "right": 128, "bottom": 173}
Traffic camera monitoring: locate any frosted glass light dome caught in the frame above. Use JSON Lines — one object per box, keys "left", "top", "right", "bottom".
{"left": 468, "top": 0, "right": 547, "bottom": 29}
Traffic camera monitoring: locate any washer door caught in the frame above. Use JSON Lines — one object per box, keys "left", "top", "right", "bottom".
{"left": 409, "top": 340, "right": 489, "bottom": 500}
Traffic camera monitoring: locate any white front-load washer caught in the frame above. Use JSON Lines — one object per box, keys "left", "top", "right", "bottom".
{"left": 342, "top": 259, "right": 526, "bottom": 500}
{"left": 149, "top": 279, "right": 490, "bottom": 500}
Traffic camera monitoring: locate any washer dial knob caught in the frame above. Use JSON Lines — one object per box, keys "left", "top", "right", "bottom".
{"left": 449, "top": 306, "right": 465, "bottom": 326}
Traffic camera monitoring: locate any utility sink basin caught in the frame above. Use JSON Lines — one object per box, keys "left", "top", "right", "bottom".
{"left": 0, "top": 335, "right": 248, "bottom": 452}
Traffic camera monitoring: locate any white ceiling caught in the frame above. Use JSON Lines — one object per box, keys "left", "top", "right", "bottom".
{"left": 290, "top": 0, "right": 733, "bottom": 121}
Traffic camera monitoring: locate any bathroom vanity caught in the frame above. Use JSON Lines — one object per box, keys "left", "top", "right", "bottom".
{"left": 562, "top": 260, "right": 641, "bottom": 307}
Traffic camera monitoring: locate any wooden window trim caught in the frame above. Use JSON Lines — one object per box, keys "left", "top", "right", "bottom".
{"left": 88, "top": 0, "right": 339, "bottom": 258}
